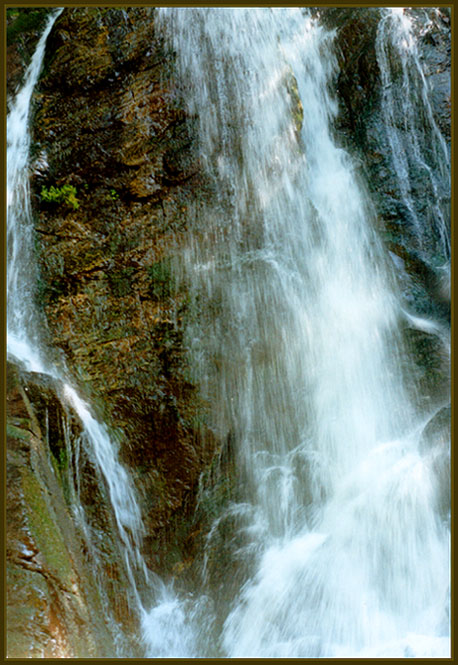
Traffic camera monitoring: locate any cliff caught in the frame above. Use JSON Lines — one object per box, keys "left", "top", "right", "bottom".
{"left": 29, "top": 6, "right": 220, "bottom": 574}
{"left": 6, "top": 6, "right": 451, "bottom": 657}
{"left": 7, "top": 8, "right": 221, "bottom": 655}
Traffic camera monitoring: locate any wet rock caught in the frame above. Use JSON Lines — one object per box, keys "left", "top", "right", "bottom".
{"left": 7, "top": 8, "right": 51, "bottom": 98}
{"left": 320, "top": 7, "right": 381, "bottom": 147}
{"left": 321, "top": 7, "right": 450, "bottom": 418}
{"left": 419, "top": 405, "right": 450, "bottom": 522}
{"left": 419, "top": 405, "right": 450, "bottom": 450}
{"left": 6, "top": 361, "right": 128, "bottom": 657}
{"left": 322, "top": 7, "right": 451, "bottom": 322}
{"left": 29, "top": 6, "right": 217, "bottom": 583}
{"left": 402, "top": 328, "right": 450, "bottom": 411}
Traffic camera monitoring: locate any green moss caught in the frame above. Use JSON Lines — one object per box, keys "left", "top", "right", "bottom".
{"left": 36, "top": 274, "right": 71, "bottom": 306}
{"left": 7, "top": 423, "right": 31, "bottom": 442}
{"left": 7, "top": 8, "right": 50, "bottom": 46}
{"left": 21, "top": 468, "right": 74, "bottom": 586}
{"left": 6, "top": 562, "right": 49, "bottom": 658}
{"left": 50, "top": 443, "right": 67, "bottom": 479}
{"left": 49, "top": 446, "right": 72, "bottom": 506}
{"left": 197, "top": 453, "right": 235, "bottom": 521}
{"left": 148, "top": 259, "right": 174, "bottom": 300}
{"left": 107, "top": 266, "right": 135, "bottom": 297}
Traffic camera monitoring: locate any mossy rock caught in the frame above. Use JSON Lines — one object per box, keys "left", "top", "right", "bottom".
{"left": 7, "top": 422, "right": 32, "bottom": 442}
{"left": 6, "top": 561, "right": 50, "bottom": 658}
{"left": 21, "top": 467, "right": 75, "bottom": 589}
{"left": 7, "top": 8, "right": 50, "bottom": 47}
{"left": 285, "top": 68, "right": 304, "bottom": 135}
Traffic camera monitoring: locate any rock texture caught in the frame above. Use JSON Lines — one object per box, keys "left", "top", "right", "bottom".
{"left": 29, "top": 7, "right": 217, "bottom": 577}
{"left": 7, "top": 8, "right": 50, "bottom": 98}
{"left": 7, "top": 6, "right": 451, "bottom": 657}
{"left": 322, "top": 7, "right": 451, "bottom": 323}
{"left": 321, "top": 6, "right": 451, "bottom": 414}
{"left": 6, "top": 361, "right": 136, "bottom": 657}
{"left": 7, "top": 7, "right": 220, "bottom": 656}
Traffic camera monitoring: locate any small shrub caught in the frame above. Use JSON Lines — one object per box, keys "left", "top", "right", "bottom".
{"left": 40, "top": 184, "right": 80, "bottom": 210}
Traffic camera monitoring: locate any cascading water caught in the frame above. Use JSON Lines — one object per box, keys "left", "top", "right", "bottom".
{"left": 376, "top": 8, "right": 450, "bottom": 266}
{"left": 7, "top": 11, "right": 61, "bottom": 375}
{"left": 8, "top": 7, "right": 450, "bottom": 659}
{"left": 6, "top": 11, "right": 175, "bottom": 655}
{"left": 375, "top": 6, "right": 451, "bottom": 362}
{"left": 149, "top": 7, "right": 450, "bottom": 658}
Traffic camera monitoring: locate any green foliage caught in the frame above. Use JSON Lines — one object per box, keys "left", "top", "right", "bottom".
{"left": 6, "top": 8, "right": 20, "bottom": 20}
{"left": 109, "top": 188, "right": 119, "bottom": 201}
{"left": 7, "top": 8, "right": 50, "bottom": 46}
{"left": 40, "top": 184, "right": 80, "bottom": 210}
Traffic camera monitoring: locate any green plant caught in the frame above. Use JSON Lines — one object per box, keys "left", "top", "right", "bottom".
{"left": 40, "top": 184, "right": 80, "bottom": 210}
{"left": 7, "top": 8, "right": 50, "bottom": 46}
{"left": 109, "top": 188, "right": 119, "bottom": 201}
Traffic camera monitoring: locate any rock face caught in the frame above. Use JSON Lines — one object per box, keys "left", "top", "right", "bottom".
{"left": 6, "top": 361, "right": 135, "bottom": 657}
{"left": 321, "top": 6, "right": 451, "bottom": 415}
{"left": 7, "top": 8, "right": 50, "bottom": 98}
{"left": 322, "top": 7, "right": 451, "bottom": 324}
{"left": 29, "top": 7, "right": 217, "bottom": 576}
{"left": 7, "top": 6, "right": 451, "bottom": 657}
{"left": 7, "top": 7, "right": 220, "bottom": 656}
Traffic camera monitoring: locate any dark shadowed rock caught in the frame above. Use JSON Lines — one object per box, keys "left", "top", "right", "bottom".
{"left": 321, "top": 7, "right": 450, "bottom": 417}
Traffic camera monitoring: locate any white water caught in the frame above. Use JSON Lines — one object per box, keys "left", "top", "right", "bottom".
{"left": 7, "top": 12, "right": 60, "bottom": 375}
{"left": 7, "top": 8, "right": 450, "bottom": 659}
{"left": 6, "top": 11, "right": 165, "bottom": 652}
{"left": 376, "top": 8, "right": 451, "bottom": 264}
{"left": 149, "top": 7, "right": 450, "bottom": 658}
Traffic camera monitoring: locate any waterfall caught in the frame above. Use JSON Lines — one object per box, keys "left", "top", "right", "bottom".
{"left": 375, "top": 8, "right": 451, "bottom": 265}
{"left": 6, "top": 11, "right": 168, "bottom": 654}
{"left": 7, "top": 11, "right": 62, "bottom": 374}
{"left": 152, "top": 7, "right": 450, "bottom": 657}
{"left": 8, "top": 7, "right": 449, "bottom": 659}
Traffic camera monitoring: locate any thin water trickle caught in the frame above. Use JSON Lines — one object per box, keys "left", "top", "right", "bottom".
{"left": 6, "top": 11, "right": 166, "bottom": 654}
{"left": 376, "top": 8, "right": 451, "bottom": 264}
{"left": 7, "top": 6, "right": 450, "bottom": 658}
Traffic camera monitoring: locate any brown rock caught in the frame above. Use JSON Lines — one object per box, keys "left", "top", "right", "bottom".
{"left": 29, "top": 6, "right": 219, "bottom": 583}
{"left": 6, "top": 362, "right": 132, "bottom": 657}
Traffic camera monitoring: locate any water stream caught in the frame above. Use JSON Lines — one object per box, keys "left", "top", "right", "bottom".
{"left": 150, "top": 7, "right": 450, "bottom": 658}
{"left": 376, "top": 8, "right": 450, "bottom": 264}
{"left": 7, "top": 7, "right": 450, "bottom": 659}
{"left": 6, "top": 10, "right": 165, "bottom": 654}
